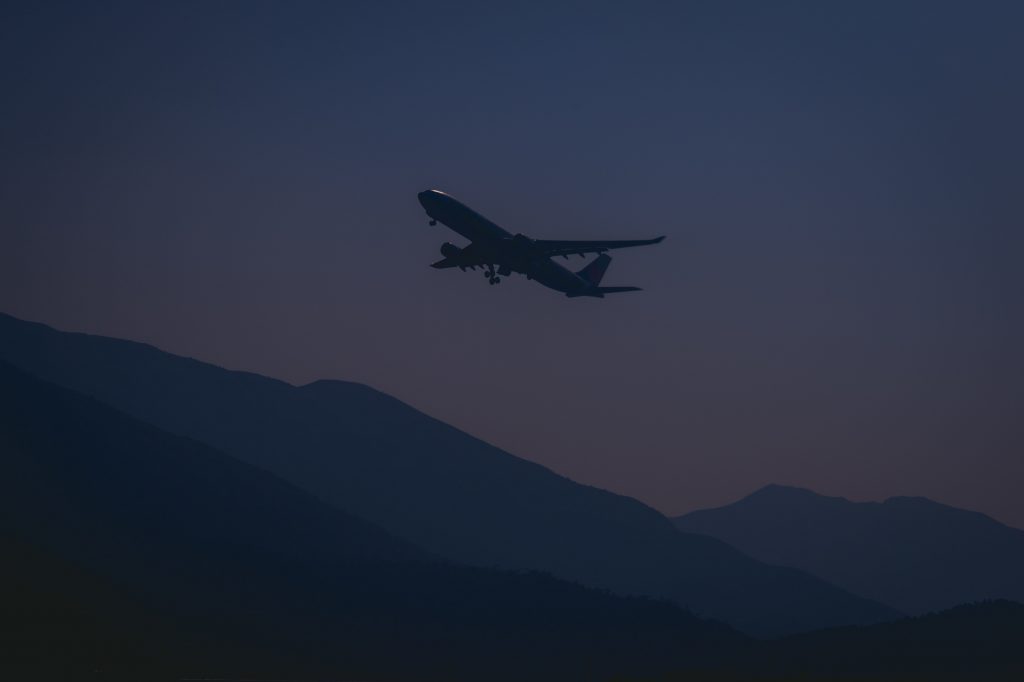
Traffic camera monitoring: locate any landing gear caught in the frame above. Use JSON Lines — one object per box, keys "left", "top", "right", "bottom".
{"left": 489, "top": 277, "right": 501, "bottom": 285}
{"left": 429, "top": 219, "right": 437, "bottom": 226}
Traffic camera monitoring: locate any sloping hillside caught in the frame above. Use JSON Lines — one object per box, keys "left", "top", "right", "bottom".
{"left": 0, "top": 313, "right": 899, "bottom": 635}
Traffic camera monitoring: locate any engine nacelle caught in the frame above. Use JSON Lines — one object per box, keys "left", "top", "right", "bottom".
{"left": 440, "top": 242, "right": 462, "bottom": 258}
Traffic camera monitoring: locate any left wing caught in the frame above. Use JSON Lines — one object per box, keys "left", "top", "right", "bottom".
{"left": 533, "top": 235, "right": 665, "bottom": 259}
{"left": 430, "top": 241, "right": 492, "bottom": 269}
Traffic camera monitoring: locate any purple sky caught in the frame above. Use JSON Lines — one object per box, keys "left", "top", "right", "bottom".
{"left": 3, "top": 1, "right": 1023, "bottom": 526}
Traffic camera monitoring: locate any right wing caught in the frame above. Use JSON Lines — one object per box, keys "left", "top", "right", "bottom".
{"left": 533, "top": 236, "right": 665, "bottom": 259}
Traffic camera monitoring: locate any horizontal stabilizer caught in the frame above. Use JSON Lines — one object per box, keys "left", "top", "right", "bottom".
{"left": 597, "top": 286, "right": 642, "bottom": 294}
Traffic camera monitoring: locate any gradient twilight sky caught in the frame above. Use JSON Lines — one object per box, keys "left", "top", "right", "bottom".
{"left": 2, "top": 1, "right": 1023, "bottom": 525}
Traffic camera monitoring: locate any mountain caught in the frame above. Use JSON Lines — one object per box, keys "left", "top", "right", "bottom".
{"left": 631, "top": 600, "right": 1024, "bottom": 681}
{"left": 758, "top": 600, "right": 1024, "bottom": 681}
{"left": 0, "top": 358, "right": 735, "bottom": 681}
{"left": 0, "top": 312, "right": 899, "bottom": 635}
{"left": 0, "top": 355, "right": 422, "bottom": 572}
{"left": 674, "top": 484, "right": 1024, "bottom": 614}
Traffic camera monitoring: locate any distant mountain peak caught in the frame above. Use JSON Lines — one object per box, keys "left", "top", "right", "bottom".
{"left": 676, "top": 483, "right": 1024, "bottom": 615}
{"left": 741, "top": 485, "right": 962, "bottom": 512}
{"left": 740, "top": 484, "right": 851, "bottom": 507}
{"left": 299, "top": 377, "right": 381, "bottom": 396}
{"left": 747, "top": 483, "right": 821, "bottom": 498}
{"left": 882, "top": 494, "right": 945, "bottom": 507}
{"left": 742, "top": 486, "right": 996, "bottom": 518}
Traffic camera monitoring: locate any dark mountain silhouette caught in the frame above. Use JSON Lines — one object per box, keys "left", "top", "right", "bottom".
{"left": 633, "top": 600, "right": 1024, "bottom": 681}
{"left": 674, "top": 484, "right": 1024, "bottom": 615}
{"left": 0, "top": 359, "right": 736, "bottom": 681}
{"left": 764, "top": 600, "right": 1024, "bottom": 680}
{"left": 0, "top": 312, "right": 899, "bottom": 635}
{"left": 0, "top": 531, "right": 179, "bottom": 680}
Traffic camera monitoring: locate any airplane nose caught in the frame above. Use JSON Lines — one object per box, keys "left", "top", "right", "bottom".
{"left": 417, "top": 188, "right": 446, "bottom": 201}
{"left": 417, "top": 190, "right": 434, "bottom": 207}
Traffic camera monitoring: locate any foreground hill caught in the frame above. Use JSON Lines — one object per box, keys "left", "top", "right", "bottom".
{"left": 765, "top": 600, "right": 1024, "bottom": 680}
{"left": 0, "top": 359, "right": 733, "bottom": 681}
{"left": 674, "top": 484, "right": 1024, "bottom": 614}
{"left": 0, "top": 312, "right": 898, "bottom": 635}
{"left": 627, "top": 600, "right": 1024, "bottom": 681}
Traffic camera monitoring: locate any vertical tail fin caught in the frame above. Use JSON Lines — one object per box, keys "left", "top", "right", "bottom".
{"left": 576, "top": 253, "right": 612, "bottom": 285}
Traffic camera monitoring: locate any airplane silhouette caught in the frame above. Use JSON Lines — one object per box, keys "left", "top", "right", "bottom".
{"left": 418, "top": 190, "right": 665, "bottom": 298}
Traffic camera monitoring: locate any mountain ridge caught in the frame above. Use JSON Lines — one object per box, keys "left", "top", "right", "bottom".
{"left": 0, "top": 312, "right": 900, "bottom": 635}
{"left": 742, "top": 483, "right": 1014, "bottom": 524}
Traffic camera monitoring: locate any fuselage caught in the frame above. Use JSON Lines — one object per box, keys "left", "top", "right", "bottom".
{"left": 418, "top": 189, "right": 510, "bottom": 243}
{"left": 417, "top": 189, "right": 594, "bottom": 295}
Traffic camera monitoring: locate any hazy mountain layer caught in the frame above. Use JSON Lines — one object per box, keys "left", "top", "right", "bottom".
{"left": 675, "top": 484, "right": 1024, "bottom": 614}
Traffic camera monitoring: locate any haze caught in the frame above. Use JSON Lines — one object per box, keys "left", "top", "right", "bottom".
{"left": 2, "top": 1, "right": 1022, "bottom": 525}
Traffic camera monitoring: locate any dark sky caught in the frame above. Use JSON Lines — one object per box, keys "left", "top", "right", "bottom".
{"left": 3, "top": 1, "right": 1023, "bottom": 526}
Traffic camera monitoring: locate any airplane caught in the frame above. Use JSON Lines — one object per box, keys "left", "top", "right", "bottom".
{"left": 417, "top": 189, "right": 665, "bottom": 298}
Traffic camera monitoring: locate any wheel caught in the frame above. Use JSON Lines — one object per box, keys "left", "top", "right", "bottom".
{"left": 429, "top": 219, "right": 437, "bottom": 226}
{"left": 488, "top": 278, "right": 496, "bottom": 285}
{"left": 493, "top": 277, "right": 501, "bottom": 284}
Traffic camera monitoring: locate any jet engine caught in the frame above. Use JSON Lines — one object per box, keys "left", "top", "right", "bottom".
{"left": 440, "top": 242, "right": 461, "bottom": 257}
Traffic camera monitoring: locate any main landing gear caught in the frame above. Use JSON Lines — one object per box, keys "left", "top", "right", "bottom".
{"left": 429, "top": 219, "right": 437, "bottom": 226}
{"left": 484, "top": 266, "right": 501, "bottom": 285}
